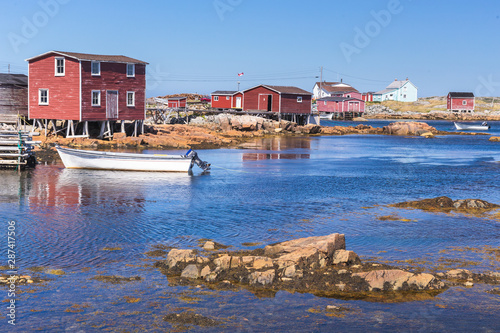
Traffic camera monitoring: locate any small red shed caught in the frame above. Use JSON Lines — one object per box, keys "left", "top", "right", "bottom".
{"left": 211, "top": 91, "right": 243, "bottom": 109}
{"left": 447, "top": 92, "right": 475, "bottom": 113}
{"left": 26, "top": 50, "right": 148, "bottom": 136}
{"left": 317, "top": 97, "right": 365, "bottom": 114}
{"left": 167, "top": 97, "right": 187, "bottom": 108}
{"left": 242, "top": 85, "right": 311, "bottom": 114}
{"left": 362, "top": 92, "right": 374, "bottom": 102}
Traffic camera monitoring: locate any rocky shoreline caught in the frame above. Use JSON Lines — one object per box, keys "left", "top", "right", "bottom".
{"left": 30, "top": 115, "right": 497, "bottom": 164}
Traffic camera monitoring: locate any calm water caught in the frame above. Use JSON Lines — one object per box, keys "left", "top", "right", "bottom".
{"left": 1, "top": 125, "right": 500, "bottom": 331}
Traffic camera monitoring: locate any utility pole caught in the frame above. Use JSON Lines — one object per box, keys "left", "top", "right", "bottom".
{"left": 319, "top": 66, "right": 323, "bottom": 98}
{"left": 8, "top": 64, "right": 10, "bottom": 73}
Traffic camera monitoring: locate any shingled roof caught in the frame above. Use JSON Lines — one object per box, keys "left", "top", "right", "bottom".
{"left": 263, "top": 85, "right": 312, "bottom": 95}
{"left": 211, "top": 90, "right": 239, "bottom": 95}
{"left": 448, "top": 92, "right": 474, "bottom": 98}
{"left": 0, "top": 73, "right": 28, "bottom": 86}
{"left": 26, "top": 51, "right": 148, "bottom": 64}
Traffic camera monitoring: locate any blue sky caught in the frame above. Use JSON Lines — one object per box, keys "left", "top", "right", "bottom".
{"left": 1, "top": 0, "right": 499, "bottom": 97}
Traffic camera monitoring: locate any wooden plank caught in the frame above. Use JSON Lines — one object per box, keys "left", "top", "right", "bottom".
{"left": 0, "top": 140, "right": 41, "bottom": 145}
{"left": 0, "top": 147, "right": 32, "bottom": 151}
{"left": 0, "top": 159, "right": 27, "bottom": 165}
{"left": 0, "top": 131, "right": 39, "bottom": 136}
{"left": 0, "top": 153, "right": 30, "bottom": 157}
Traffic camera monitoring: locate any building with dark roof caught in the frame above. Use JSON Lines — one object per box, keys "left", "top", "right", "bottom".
{"left": 211, "top": 90, "right": 243, "bottom": 109}
{"left": 447, "top": 92, "right": 475, "bottom": 113}
{"left": 0, "top": 73, "right": 28, "bottom": 123}
{"left": 242, "top": 85, "right": 312, "bottom": 124}
{"left": 26, "top": 51, "right": 148, "bottom": 136}
{"left": 312, "top": 81, "right": 358, "bottom": 99}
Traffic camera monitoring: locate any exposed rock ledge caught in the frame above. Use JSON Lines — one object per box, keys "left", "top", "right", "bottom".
{"left": 155, "top": 233, "right": 446, "bottom": 302}
{"left": 391, "top": 196, "right": 499, "bottom": 212}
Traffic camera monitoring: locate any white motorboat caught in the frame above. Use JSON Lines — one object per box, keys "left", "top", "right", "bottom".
{"left": 454, "top": 122, "right": 490, "bottom": 131}
{"left": 55, "top": 145, "right": 210, "bottom": 172}
{"left": 319, "top": 113, "right": 333, "bottom": 120}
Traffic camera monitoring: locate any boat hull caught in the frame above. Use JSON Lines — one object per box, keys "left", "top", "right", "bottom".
{"left": 454, "top": 122, "right": 490, "bottom": 131}
{"left": 56, "top": 146, "right": 193, "bottom": 172}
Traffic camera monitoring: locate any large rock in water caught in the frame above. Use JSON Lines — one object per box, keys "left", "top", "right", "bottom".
{"left": 382, "top": 122, "right": 437, "bottom": 136}
{"left": 154, "top": 233, "right": 447, "bottom": 301}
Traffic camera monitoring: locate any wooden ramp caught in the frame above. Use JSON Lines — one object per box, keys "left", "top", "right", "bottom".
{"left": 0, "top": 131, "right": 40, "bottom": 169}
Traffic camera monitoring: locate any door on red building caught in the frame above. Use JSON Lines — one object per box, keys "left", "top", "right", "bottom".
{"left": 235, "top": 96, "right": 242, "bottom": 108}
{"left": 259, "top": 94, "right": 272, "bottom": 111}
{"left": 106, "top": 90, "right": 118, "bottom": 119}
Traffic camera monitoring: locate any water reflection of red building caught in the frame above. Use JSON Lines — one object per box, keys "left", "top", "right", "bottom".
{"left": 28, "top": 167, "right": 81, "bottom": 207}
{"left": 27, "top": 166, "right": 146, "bottom": 209}
{"left": 242, "top": 137, "right": 311, "bottom": 161}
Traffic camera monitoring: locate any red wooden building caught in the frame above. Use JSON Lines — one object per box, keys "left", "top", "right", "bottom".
{"left": 361, "top": 92, "right": 374, "bottom": 102}
{"left": 329, "top": 91, "right": 363, "bottom": 100}
{"left": 447, "top": 92, "right": 475, "bottom": 113}
{"left": 242, "top": 85, "right": 312, "bottom": 124}
{"left": 167, "top": 97, "right": 187, "bottom": 108}
{"left": 26, "top": 51, "right": 148, "bottom": 137}
{"left": 210, "top": 91, "right": 243, "bottom": 109}
{"left": 317, "top": 97, "right": 365, "bottom": 119}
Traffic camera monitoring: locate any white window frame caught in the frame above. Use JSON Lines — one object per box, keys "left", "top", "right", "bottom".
{"left": 226, "top": 96, "right": 230, "bottom": 100}
{"left": 214, "top": 96, "right": 219, "bottom": 101}
{"left": 91, "top": 61, "right": 101, "bottom": 76}
{"left": 127, "top": 91, "right": 135, "bottom": 107}
{"left": 324, "top": 101, "right": 327, "bottom": 105}
{"left": 55, "top": 57, "right": 65, "bottom": 76}
{"left": 297, "top": 96, "right": 303, "bottom": 103}
{"left": 39, "top": 89, "right": 49, "bottom": 105}
{"left": 126, "top": 64, "right": 135, "bottom": 77}
{"left": 462, "top": 100, "right": 467, "bottom": 105}
{"left": 91, "top": 90, "right": 101, "bottom": 106}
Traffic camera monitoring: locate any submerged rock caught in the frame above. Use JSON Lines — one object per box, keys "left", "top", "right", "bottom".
{"left": 155, "top": 233, "right": 447, "bottom": 301}
{"left": 391, "top": 196, "right": 499, "bottom": 212}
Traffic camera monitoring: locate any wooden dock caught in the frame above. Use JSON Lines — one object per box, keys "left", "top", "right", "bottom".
{"left": 0, "top": 131, "right": 40, "bottom": 169}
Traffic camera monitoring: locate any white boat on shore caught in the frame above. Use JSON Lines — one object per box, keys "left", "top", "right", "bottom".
{"left": 454, "top": 122, "right": 490, "bottom": 131}
{"left": 55, "top": 145, "right": 210, "bottom": 172}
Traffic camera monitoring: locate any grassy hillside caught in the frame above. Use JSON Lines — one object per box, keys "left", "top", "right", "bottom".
{"left": 368, "top": 97, "right": 500, "bottom": 113}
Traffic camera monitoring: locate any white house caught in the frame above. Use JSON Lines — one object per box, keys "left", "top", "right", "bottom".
{"left": 312, "top": 81, "right": 358, "bottom": 100}
{"left": 373, "top": 79, "right": 418, "bottom": 102}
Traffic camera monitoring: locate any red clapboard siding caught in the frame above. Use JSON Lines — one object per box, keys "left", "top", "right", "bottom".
{"left": 280, "top": 94, "right": 311, "bottom": 114}
{"left": 317, "top": 99, "right": 365, "bottom": 113}
{"left": 243, "top": 86, "right": 280, "bottom": 111}
{"left": 28, "top": 54, "right": 80, "bottom": 120}
{"left": 211, "top": 95, "right": 233, "bottom": 109}
{"left": 232, "top": 92, "right": 243, "bottom": 108}
{"left": 447, "top": 96, "right": 474, "bottom": 111}
{"left": 167, "top": 98, "right": 186, "bottom": 108}
{"left": 81, "top": 62, "right": 146, "bottom": 121}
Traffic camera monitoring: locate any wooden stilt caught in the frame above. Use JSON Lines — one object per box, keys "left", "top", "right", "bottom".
{"left": 49, "top": 120, "right": 56, "bottom": 134}
{"left": 121, "top": 120, "right": 125, "bottom": 133}
{"left": 133, "top": 120, "right": 138, "bottom": 137}
{"left": 99, "top": 121, "right": 105, "bottom": 139}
